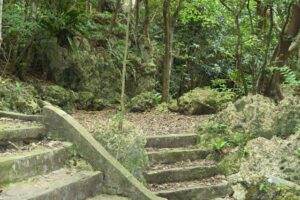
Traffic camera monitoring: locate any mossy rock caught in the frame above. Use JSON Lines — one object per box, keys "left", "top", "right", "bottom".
{"left": 218, "top": 150, "right": 243, "bottom": 176}
{"left": 246, "top": 180, "right": 300, "bottom": 200}
{"left": 92, "top": 98, "right": 107, "bottom": 110}
{"left": 77, "top": 91, "right": 94, "bottom": 109}
{"left": 128, "top": 92, "right": 157, "bottom": 112}
{"left": 168, "top": 100, "right": 179, "bottom": 112}
{"left": 0, "top": 78, "right": 41, "bottom": 114}
{"left": 42, "top": 85, "right": 77, "bottom": 112}
{"left": 177, "top": 88, "right": 235, "bottom": 115}
{"left": 274, "top": 96, "right": 300, "bottom": 137}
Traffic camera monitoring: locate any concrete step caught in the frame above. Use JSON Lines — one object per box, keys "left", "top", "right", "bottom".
{"left": 145, "top": 164, "right": 220, "bottom": 184}
{"left": 0, "top": 141, "right": 73, "bottom": 185}
{"left": 154, "top": 180, "right": 232, "bottom": 200}
{"left": 0, "top": 124, "right": 46, "bottom": 142}
{"left": 88, "top": 194, "right": 130, "bottom": 200}
{"left": 0, "top": 168, "right": 103, "bottom": 200}
{"left": 145, "top": 134, "right": 199, "bottom": 149}
{"left": 147, "top": 148, "right": 210, "bottom": 165}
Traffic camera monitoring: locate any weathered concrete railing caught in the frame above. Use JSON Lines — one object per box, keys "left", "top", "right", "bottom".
{"left": 43, "top": 105, "right": 164, "bottom": 200}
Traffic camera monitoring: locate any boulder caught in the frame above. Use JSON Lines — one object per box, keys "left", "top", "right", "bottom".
{"left": 177, "top": 88, "right": 235, "bottom": 115}
{"left": 42, "top": 85, "right": 77, "bottom": 112}
{"left": 129, "top": 92, "right": 157, "bottom": 112}
{"left": 77, "top": 91, "right": 94, "bottom": 109}
{"left": 197, "top": 95, "right": 276, "bottom": 148}
{"left": 0, "top": 79, "right": 41, "bottom": 114}
{"left": 274, "top": 96, "right": 300, "bottom": 137}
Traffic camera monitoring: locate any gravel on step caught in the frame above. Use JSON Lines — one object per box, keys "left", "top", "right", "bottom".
{"left": 149, "top": 159, "right": 217, "bottom": 171}
{"left": 0, "top": 117, "right": 41, "bottom": 130}
{"left": 72, "top": 109, "right": 209, "bottom": 136}
{"left": 149, "top": 175, "right": 226, "bottom": 192}
{"left": 0, "top": 140, "right": 66, "bottom": 154}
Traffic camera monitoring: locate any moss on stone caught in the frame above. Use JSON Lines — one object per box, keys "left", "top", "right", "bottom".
{"left": 245, "top": 181, "right": 300, "bottom": 200}
{"left": 177, "top": 88, "right": 235, "bottom": 115}
{"left": 128, "top": 92, "right": 157, "bottom": 112}
{"left": 42, "top": 85, "right": 77, "bottom": 112}
{"left": 218, "top": 150, "right": 243, "bottom": 176}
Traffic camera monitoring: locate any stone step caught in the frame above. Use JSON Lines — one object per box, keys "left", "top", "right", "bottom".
{"left": 0, "top": 168, "right": 103, "bottom": 200}
{"left": 153, "top": 180, "right": 231, "bottom": 200}
{"left": 0, "top": 111, "right": 43, "bottom": 122}
{"left": 88, "top": 194, "right": 130, "bottom": 200}
{"left": 0, "top": 125, "right": 46, "bottom": 142}
{"left": 145, "top": 134, "right": 199, "bottom": 149}
{"left": 145, "top": 164, "right": 220, "bottom": 184}
{"left": 0, "top": 141, "right": 73, "bottom": 185}
{"left": 147, "top": 148, "right": 210, "bottom": 165}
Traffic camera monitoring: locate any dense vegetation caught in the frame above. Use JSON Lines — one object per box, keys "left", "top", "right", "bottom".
{"left": 0, "top": 1, "right": 299, "bottom": 199}
{"left": 1, "top": 0, "right": 300, "bottom": 112}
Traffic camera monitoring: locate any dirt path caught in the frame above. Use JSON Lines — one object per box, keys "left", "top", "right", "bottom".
{"left": 71, "top": 109, "right": 209, "bottom": 136}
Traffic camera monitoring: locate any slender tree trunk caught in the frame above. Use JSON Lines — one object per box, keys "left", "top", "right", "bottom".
{"left": 109, "top": 0, "right": 122, "bottom": 34}
{"left": 264, "top": 3, "right": 300, "bottom": 100}
{"left": 220, "top": 0, "right": 248, "bottom": 95}
{"left": 135, "top": 0, "right": 140, "bottom": 32}
{"left": 235, "top": 15, "right": 248, "bottom": 95}
{"left": 162, "top": 0, "right": 183, "bottom": 103}
{"left": 143, "top": 0, "right": 154, "bottom": 65}
{"left": 162, "top": 21, "right": 173, "bottom": 102}
{"left": 120, "top": 0, "right": 132, "bottom": 114}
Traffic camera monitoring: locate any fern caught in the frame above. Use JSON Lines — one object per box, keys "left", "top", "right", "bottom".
{"left": 279, "top": 66, "right": 300, "bottom": 87}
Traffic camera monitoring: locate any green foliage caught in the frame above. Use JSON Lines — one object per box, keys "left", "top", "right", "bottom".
{"left": 93, "top": 115, "right": 148, "bottom": 182}
{"left": 279, "top": 66, "right": 300, "bottom": 87}
{"left": 211, "top": 138, "right": 227, "bottom": 151}
{"left": 211, "top": 79, "right": 230, "bottom": 92}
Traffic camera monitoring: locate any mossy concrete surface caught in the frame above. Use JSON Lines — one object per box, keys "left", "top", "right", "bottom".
{"left": 0, "top": 168, "right": 103, "bottom": 200}
{"left": 0, "top": 111, "right": 43, "bottom": 121}
{"left": 157, "top": 181, "right": 232, "bottom": 200}
{"left": 43, "top": 105, "right": 165, "bottom": 200}
{"left": 145, "top": 165, "right": 220, "bottom": 184}
{"left": 145, "top": 134, "right": 199, "bottom": 149}
{"left": 0, "top": 126, "right": 46, "bottom": 142}
{"left": 147, "top": 148, "right": 210, "bottom": 165}
{"left": 0, "top": 142, "right": 73, "bottom": 185}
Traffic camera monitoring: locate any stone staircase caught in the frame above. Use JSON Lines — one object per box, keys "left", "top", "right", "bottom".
{"left": 144, "top": 134, "right": 232, "bottom": 200}
{"left": 0, "top": 115, "right": 129, "bottom": 200}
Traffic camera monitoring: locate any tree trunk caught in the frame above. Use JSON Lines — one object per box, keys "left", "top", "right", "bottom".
{"left": 143, "top": 0, "right": 154, "bottom": 65}
{"left": 162, "top": 0, "right": 183, "bottom": 103}
{"left": 264, "top": 3, "right": 300, "bottom": 100}
{"left": 121, "top": 0, "right": 132, "bottom": 114}
{"left": 235, "top": 15, "right": 248, "bottom": 95}
{"left": 109, "top": 0, "right": 122, "bottom": 34}
{"left": 0, "top": 0, "right": 3, "bottom": 47}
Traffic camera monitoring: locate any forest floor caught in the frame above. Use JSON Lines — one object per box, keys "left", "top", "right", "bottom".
{"left": 72, "top": 109, "right": 209, "bottom": 135}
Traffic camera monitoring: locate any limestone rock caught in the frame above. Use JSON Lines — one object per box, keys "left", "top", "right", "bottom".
{"left": 42, "top": 85, "right": 77, "bottom": 112}
{"left": 274, "top": 96, "right": 300, "bottom": 137}
{"left": 129, "top": 92, "right": 157, "bottom": 112}
{"left": 177, "top": 88, "right": 235, "bottom": 115}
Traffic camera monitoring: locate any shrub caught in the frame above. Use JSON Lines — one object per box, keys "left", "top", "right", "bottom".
{"left": 92, "top": 115, "right": 148, "bottom": 182}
